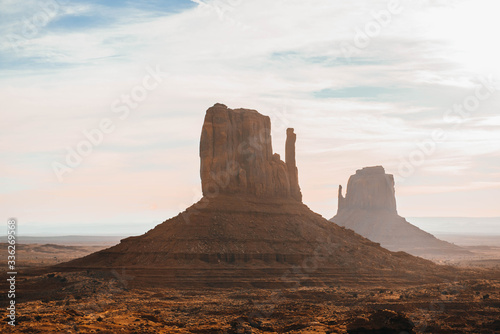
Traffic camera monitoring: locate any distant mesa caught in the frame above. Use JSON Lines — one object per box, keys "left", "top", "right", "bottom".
{"left": 59, "top": 105, "right": 460, "bottom": 287}
{"left": 337, "top": 166, "right": 396, "bottom": 213}
{"left": 331, "top": 166, "right": 470, "bottom": 258}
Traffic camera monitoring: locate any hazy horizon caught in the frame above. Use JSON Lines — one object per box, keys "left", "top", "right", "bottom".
{"left": 2, "top": 0, "right": 500, "bottom": 234}
{"left": 3, "top": 2, "right": 500, "bottom": 332}
{"left": 3, "top": 216, "right": 499, "bottom": 238}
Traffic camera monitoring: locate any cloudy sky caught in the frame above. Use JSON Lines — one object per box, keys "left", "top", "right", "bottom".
{"left": 2, "top": 0, "right": 499, "bottom": 235}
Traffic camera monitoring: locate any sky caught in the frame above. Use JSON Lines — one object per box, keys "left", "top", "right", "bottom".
{"left": 1, "top": 0, "right": 500, "bottom": 236}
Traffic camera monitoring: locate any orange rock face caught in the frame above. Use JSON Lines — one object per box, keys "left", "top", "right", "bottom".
{"left": 200, "top": 103, "right": 301, "bottom": 201}
{"left": 59, "top": 105, "right": 463, "bottom": 286}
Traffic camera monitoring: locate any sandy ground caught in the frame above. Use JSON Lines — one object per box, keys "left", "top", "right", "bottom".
{"left": 420, "top": 234, "right": 500, "bottom": 269}
{"left": 0, "top": 243, "right": 109, "bottom": 268}
{"left": 1, "top": 235, "right": 499, "bottom": 333}
{"left": 1, "top": 270, "right": 499, "bottom": 333}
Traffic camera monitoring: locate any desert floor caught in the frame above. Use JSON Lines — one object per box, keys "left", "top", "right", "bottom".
{"left": 1, "top": 269, "right": 500, "bottom": 333}
{"left": 1, "top": 236, "right": 500, "bottom": 333}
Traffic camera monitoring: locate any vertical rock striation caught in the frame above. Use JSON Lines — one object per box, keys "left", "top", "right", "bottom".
{"left": 331, "top": 166, "right": 469, "bottom": 258}
{"left": 59, "top": 105, "right": 462, "bottom": 287}
{"left": 200, "top": 103, "right": 301, "bottom": 201}
{"left": 338, "top": 166, "right": 397, "bottom": 214}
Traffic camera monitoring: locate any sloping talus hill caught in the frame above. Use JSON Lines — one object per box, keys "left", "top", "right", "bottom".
{"left": 331, "top": 166, "right": 471, "bottom": 258}
{"left": 59, "top": 104, "right": 463, "bottom": 287}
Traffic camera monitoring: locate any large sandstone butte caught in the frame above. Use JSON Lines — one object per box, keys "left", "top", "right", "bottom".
{"left": 60, "top": 105, "right": 462, "bottom": 287}
{"left": 331, "top": 166, "right": 470, "bottom": 258}
{"left": 200, "top": 103, "right": 302, "bottom": 201}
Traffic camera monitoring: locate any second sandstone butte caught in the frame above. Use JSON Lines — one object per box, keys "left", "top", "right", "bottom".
{"left": 331, "top": 166, "right": 470, "bottom": 258}
{"left": 60, "top": 105, "right": 462, "bottom": 287}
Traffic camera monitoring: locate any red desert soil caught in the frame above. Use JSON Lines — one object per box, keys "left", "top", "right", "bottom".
{"left": 4, "top": 105, "right": 499, "bottom": 333}
{"left": 2, "top": 270, "right": 500, "bottom": 333}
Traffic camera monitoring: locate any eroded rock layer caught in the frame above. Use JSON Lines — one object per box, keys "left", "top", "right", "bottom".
{"left": 59, "top": 105, "right": 464, "bottom": 286}
{"left": 200, "top": 104, "right": 301, "bottom": 201}
{"left": 332, "top": 166, "right": 470, "bottom": 258}
{"left": 339, "top": 166, "right": 397, "bottom": 213}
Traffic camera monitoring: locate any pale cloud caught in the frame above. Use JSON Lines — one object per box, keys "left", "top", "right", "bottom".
{"left": 1, "top": 0, "right": 499, "bottom": 234}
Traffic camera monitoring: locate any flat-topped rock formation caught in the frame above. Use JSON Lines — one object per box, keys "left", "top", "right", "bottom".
{"left": 200, "top": 103, "right": 302, "bottom": 201}
{"left": 59, "top": 106, "right": 464, "bottom": 287}
{"left": 331, "top": 166, "right": 470, "bottom": 258}
{"left": 338, "top": 166, "right": 397, "bottom": 213}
